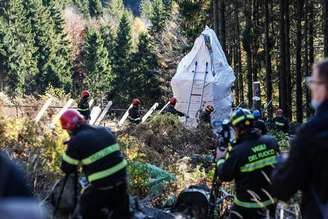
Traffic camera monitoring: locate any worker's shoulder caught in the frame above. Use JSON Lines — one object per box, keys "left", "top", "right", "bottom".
{"left": 232, "top": 141, "right": 251, "bottom": 153}
{"left": 259, "top": 134, "right": 277, "bottom": 143}
{"left": 0, "top": 152, "right": 14, "bottom": 168}
{"left": 296, "top": 114, "right": 328, "bottom": 138}
{"left": 234, "top": 135, "right": 275, "bottom": 150}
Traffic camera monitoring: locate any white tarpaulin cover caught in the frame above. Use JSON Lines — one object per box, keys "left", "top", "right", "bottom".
{"left": 171, "top": 26, "right": 235, "bottom": 126}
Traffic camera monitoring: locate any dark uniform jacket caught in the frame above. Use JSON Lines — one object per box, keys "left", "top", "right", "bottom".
{"left": 217, "top": 132, "right": 280, "bottom": 209}
{"left": 78, "top": 97, "right": 91, "bottom": 120}
{"left": 198, "top": 111, "right": 211, "bottom": 125}
{"left": 0, "top": 152, "right": 32, "bottom": 198}
{"left": 128, "top": 106, "right": 141, "bottom": 124}
{"left": 272, "top": 101, "right": 328, "bottom": 219}
{"left": 61, "top": 124, "right": 127, "bottom": 188}
{"left": 164, "top": 104, "right": 185, "bottom": 117}
{"left": 273, "top": 116, "right": 289, "bottom": 133}
{"left": 255, "top": 119, "right": 268, "bottom": 135}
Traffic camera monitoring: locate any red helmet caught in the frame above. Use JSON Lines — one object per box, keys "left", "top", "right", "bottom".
{"left": 81, "top": 90, "right": 90, "bottom": 98}
{"left": 60, "top": 109, "right": 85, "bottom": 131}
{"left": 170, "top": 97, "right": 177, "bottom": 105}
{"left": 132, "top": 98, "right": 141, "bottom": 106}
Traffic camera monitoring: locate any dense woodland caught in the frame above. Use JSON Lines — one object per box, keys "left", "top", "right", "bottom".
{"left": 0, "top": 0, "right": 327, "bottom": 122}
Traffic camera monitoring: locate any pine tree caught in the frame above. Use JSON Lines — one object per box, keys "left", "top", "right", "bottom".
{"left": 0, "top": 0, "right": 9, "bottom": 17}
{"left": 89, "top": 0, "right": 103, "bottom": 17}
{"left": 150, "top": 0, "right": 165, "bottom": 34}
{"left": 82, "top": 27, "right": 112, "bottom": 98}
{"left": 131, "top": 32, "right": 161, "bottom": 107}
{"left": 23, "top": 0, "right": 72, "bottom": 93}
{"left": 48, "top": 1, "right": 73, "bottom": 91}
{"left": 100, "top": 25, "right": 115, "bottom": 65}
{"left": 48, "top": 1, "right": 66, "bottom": 34}
{"left": 112, "top": 12, "right": 132, "bottom": 104}
{"left": 176, "top": 0, "right": 211, "bottom": 44}
{"left": 162, "top": 0, "right": 173, "bottom": 19}
{"left": 2, "top": 0, "right": 38, "bottom": 95}
{"left": 140, "top": 0, "right": 153, "bottom": 19}
{"left": 108, "top": 0, "right": 125, "bottom": 22}
{"left": 72, "top": 0, "right": 90, "bottom": 17}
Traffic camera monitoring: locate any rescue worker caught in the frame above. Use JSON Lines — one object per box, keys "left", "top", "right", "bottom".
{"left": 60, "top": 110, "right": 131, "bottom": 219}
{"left": 272, "top": 59, "right": 328, "bottom": 219}
{"left": 164, "top": 97, "right": 187, "bottom": 117}
{"left": 128, "top": 98, "right": 142, "bottom": 124}
{"left": 198, "top": 105, "right": 214, "bottom": 126}
{"left": 217, "top": 108, "right": 280, "bottom": 219}
{"left": 272, "top": 108, "right": 289, "bottom": 133}
{"left": 253, "top": 110, "right": 268, "bottom": 135}
{"left": 77, "top": 90, "right": 91, "bottom": 120}
{"left": 0, "top": 151, "right": 32, "bottom": 198}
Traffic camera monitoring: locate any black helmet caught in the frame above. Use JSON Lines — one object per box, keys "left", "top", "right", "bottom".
{"left": 231, "top": 108, "right": 255, "bottom": 128}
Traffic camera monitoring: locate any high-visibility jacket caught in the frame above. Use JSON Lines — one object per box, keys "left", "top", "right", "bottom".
{"left": 272, "top": 116, "right": 289, "bottom": 133}
{"left": 198, "top": 111, "right": 211, "bottom": 125}
{"left": 128, "top": 106, "right": 141, "bottom": 124}
{"left": 61, "top": 124, "right": 127, "bottom": 188}
{"left": 217, "top": 132, "right": 280, "bottom": 209}
{"left": 77, "top": 97, "right": 91, "bottom": 120}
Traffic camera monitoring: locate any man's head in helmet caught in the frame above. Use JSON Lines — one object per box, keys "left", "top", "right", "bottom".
{"left": 276, "top": 108, "right": 284, "bottom": 118}
{"left": 170, "top": 97, "right": 177, "bottom": 106}
{"left": 253, "top": 110, "right": 261, "bottom": 119}
{"left": 205, "top": 105, "right": 214, "bottom": 113}
{"left": 81, "top": 90, "right": 90, "bottom": 99}
{"left": 60, "top": 109, "right": 86, "bottom": 135}
{"left": 132, "top": 98, "right": 141, "bottom": 107}
{"left": 231, "top": 108, "right": 256, "bottom": 140}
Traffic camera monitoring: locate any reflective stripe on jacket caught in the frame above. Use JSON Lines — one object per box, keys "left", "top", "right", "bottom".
{"left": 61, "top": 124, "right": 127, "bottom": 188}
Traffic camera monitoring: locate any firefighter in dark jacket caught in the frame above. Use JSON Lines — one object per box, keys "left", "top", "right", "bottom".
{"left": 78, "top": 90, "right": 91, "bottom": 120}
{"left": 0, "top": 151, "right": 32, "bottom": 198}
{"left": 164, "top": 97, "right": 186, "bottom": 117}
{"left": 272, "top": 108, "right": 289, "bottom": 133}
{"left": 198, "top": 105, "right": 214, "bottom": 126}
{"left": 60, "top": 110, "right": 131, "bottom": 219}
{"left": 128, "top": 98, "right": 142, "bottom": 124}
{"left": 253, "top": 110, "right": 268, "bottom": 135}
{"left": 272, "top": 59, "right": 328, "bottom": 219}
{"left": 217, "top": 108, "right": 280, "bottom": 219}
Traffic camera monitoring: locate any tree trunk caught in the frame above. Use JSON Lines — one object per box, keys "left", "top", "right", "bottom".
{"left": 323, "top": 0, "right": 328, "bottom": 57}
{"left": 244, "top": 0, "right": 253, "bottom": 107}
{"left": 264, "top": 0, "right": 273, "bottom": 118}
{"left": 296, "top": 0, "right": 304, "bottom": 123}
{"left": 213, "top": 0, "right": 219, "bottom": 36}
{"left": 243, "top": 0, "right": 253, "bottom": 107}
{"left": 252, "top": 0, "right": 260, "bottom": 82}
{"left": 231, "top": 1, "right": 238, "bottom": 104}
{"left": 219, "top": 0, "right": 226, "bottom": 53}
{"left": 233, "top": 42, "right": 239, "bottom": 105}
{"left": 304, "top": 0, "right": 309, "bottom": 118}
{"left": 308, "top": 0, "right": 314, "bottom": 117}
{"left": 285, "top": 0, "right": 292, "bottom": 120}
{"left": 235, "top": 0, "right": 243, "bottom": 104}
{"left": 279, "top": 0, "right": 287, "bottom": 115}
